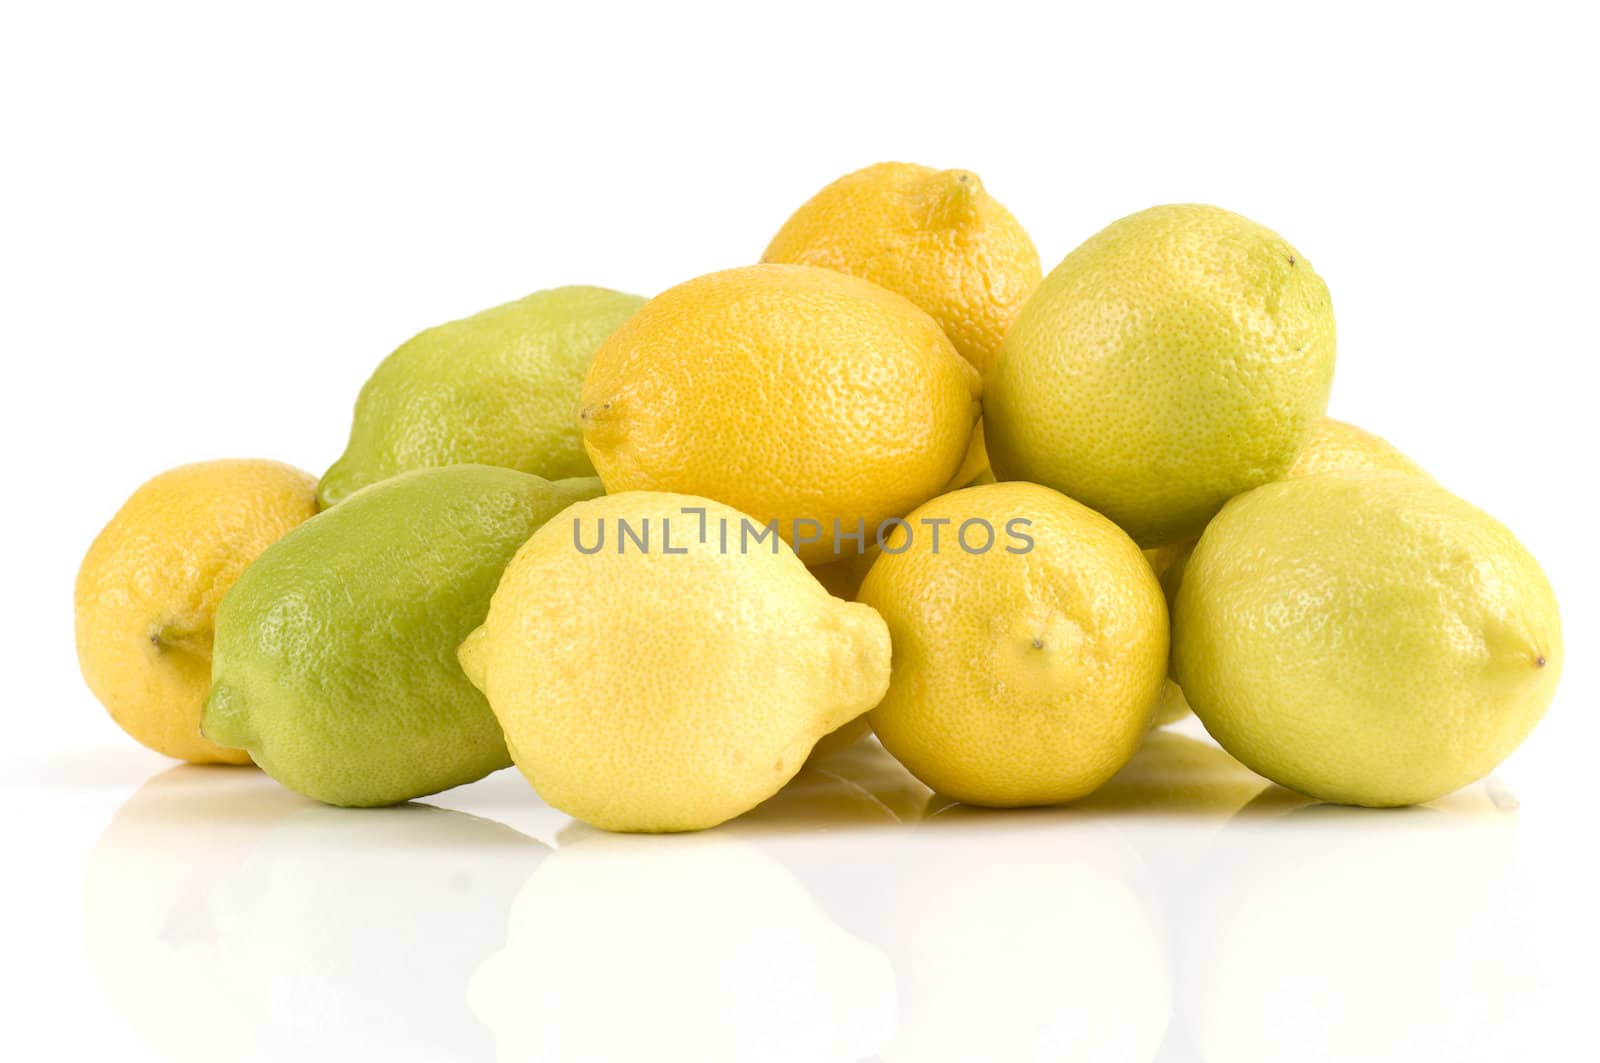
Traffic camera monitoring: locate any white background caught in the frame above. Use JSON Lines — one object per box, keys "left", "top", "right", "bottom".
{"left": 3, "top": 2, "right": 1596, "bottom": 1060}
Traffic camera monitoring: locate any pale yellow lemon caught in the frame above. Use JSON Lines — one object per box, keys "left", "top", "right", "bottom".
{"left": 1174, "top": 472, "right": 1561, "bottom": 806}
{"left": 1147, "top": 416, "right": 1430, "bottom": 728}
{"left": 459, "top": 492, "right": 892, "bottom": 832}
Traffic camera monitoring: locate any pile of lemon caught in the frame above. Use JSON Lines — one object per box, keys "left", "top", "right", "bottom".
{"left": 76, "top": 163, "right": 1562, "bottom": 832}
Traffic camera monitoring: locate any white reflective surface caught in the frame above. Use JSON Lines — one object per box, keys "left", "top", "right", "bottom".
{"left": 8, "top": 5, "right": 1596, "bottom": 1059}
{"left": 16, "top": 718, "right": 1585, "bottom": 1063}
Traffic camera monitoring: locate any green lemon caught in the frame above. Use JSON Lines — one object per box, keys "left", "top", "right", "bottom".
{"left": 319, "top": 286, "right": 643, "bottom": 506}
{"left": 986, "top": 204, "right": 1335, "bottom": 547}
{"left": 203, "top": 465, "right": 602, "bottom": 806}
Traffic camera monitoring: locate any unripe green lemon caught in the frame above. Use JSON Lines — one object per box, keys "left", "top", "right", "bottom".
{"left": 204, "top": 466, "right": 603, "bottom": 806}
{"left": 986, "top": 204, "right": 1336, "bottom": 547}
{"left": 320, "top": 286, "right": 643, "bottom": 506}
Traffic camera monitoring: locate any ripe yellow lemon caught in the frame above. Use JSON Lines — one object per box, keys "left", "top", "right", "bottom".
{"left": 986, "top": 204, "right": 1336, "bottom": 547}
{"left": 761, "top": 161, "right": 1041, "bottom": 379}
{"left": 808, "top": 552, "right": 877, "bottom": 602}
{"left": 75, "top": 460, "right": 319, "bottom": 763}
{"left": 579, "top": 264, "right": 980, "bottom": 564}
{"left": 805, "top": 549, "right": 880, "bottom": 760}
{"left": 942, "top": 421, "right": 994, "bottom": 491}
{"left": 763, "top": 163, "right": 1039, "bottom": 489}
{"left": 1287, "top": 416, "right": 1429, "bottom": 480}
{"left": 857, "top": 481, "right": 1168, "bottom": 806}
{"left": 458, "top": 492, "right": 893, "bottom": 832}
{"left": 1174, "top": 472, "right": 1561, "bottom": 806}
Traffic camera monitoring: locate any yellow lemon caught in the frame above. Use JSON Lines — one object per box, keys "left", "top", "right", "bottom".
{"left": 74, "top": 460, "right": 319, "bottom": 763}
{"left": 804, "top": 549, "right": 882, "bottom": 761}
{"left": 986, "top": 204, "right": 1336, "bottom": 547}
{"left": 942, "top": 421, "right": 994, "bottom": 492}
{"left": 1174, "top": 472, "right": 1561, "bottom": 807}
{"left": 857, "top": 481, "right": 1168, "bottom": 806}
{"left": 579, "top": 264, "right": 980, "bottom": 564}
{"left": 761, "top": 161, "right": 1041, "bottom": 379}
{"left": 763, "top": 162, "right": 1039, "bottom": 489}
{"left": 1287, "top": 416, "right": 1430, "bottom": 480}
{"left": 802, "top": 550, "right": 881, "bottom": 759}
{"left": 807, "top": 548, "right": 878, "bottom": 602}
{"left": 458, "top": 492, "right": 892, "bottom": 832}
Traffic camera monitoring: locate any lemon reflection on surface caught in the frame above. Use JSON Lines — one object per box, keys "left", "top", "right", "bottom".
{"left": 85, "top": 729, "right": 1548, "bottom": 1063}
{"left": 469, "top": 831, "right": 897, "bottom": 1062}
{"left": 86, "top": 765, "right": 546, "bottom": 1063}
{"left": 875, "top": 808, "right": 1172, "bottom": 1062}
{"left": 1181, "top": 794, "right": 1543, "bottom": 1063}
{"left": 84, "top": 766, "right": 303, "bottom": 1062}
